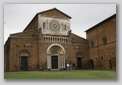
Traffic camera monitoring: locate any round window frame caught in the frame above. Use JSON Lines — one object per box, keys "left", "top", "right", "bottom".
{"left": 49, "top": 19, "right": 60, "bottom": 32}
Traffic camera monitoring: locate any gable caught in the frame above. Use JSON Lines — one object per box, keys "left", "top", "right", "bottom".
{"left": 38, "top": 8, "right": 71, "bottom": 19}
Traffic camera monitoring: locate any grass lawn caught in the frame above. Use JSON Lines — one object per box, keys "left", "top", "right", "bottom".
{"left": 4, "top": 70, "right": 116, "bottom": 79}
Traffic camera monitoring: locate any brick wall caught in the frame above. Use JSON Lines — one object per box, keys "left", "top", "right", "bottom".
{"left": 86, "top": 14, "right": 116, "bottom": 69}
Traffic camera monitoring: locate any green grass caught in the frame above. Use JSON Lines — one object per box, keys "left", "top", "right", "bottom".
{"left": 4, "top": 70, "right": 116, "bottom": 79}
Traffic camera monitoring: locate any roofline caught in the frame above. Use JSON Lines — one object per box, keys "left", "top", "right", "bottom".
{"left": 85, "top": 13, "right": 116, "bottom": 32}
{"left": 11, "top": 29, "right": 38, "bottom": 36}
{"left": 23, "top": 14, "right": 38, "bottom": 31}
{"left": 37, "top": 8, "right": 72, "bottom": 19}
{"left": 71, "top": 32, "right": 87, "bottom": 40}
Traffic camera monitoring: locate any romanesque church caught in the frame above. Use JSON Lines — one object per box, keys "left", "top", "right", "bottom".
{"left": 4, "top": 8, "right": 116, "bottom": 71}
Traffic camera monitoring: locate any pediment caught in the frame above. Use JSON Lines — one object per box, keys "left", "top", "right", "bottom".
{"left": 38, "top": 8, "right": 71, "bottom": 19}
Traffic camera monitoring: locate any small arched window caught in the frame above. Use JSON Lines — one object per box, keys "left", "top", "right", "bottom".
{"left": 91, "top": 40, "right": 94, "bottom": 47}
{"left": 101, "top": 56, "right": 103, "bottom": 60}
{"left": 64, "top": 25, "right": 66, "bottom": 31}
{"left": 102, "top": 36, "right": 107, "bottom": 44}
{"left": 43, "top": 22, "right": 45, "bottom": 29}
{"left": 95, "top": 57, "right": 98, "bottom": 60}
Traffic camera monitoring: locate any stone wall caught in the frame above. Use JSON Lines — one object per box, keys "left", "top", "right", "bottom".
{"left": 86, "top": 14, "right": 116, "bottom": 69}
{"left": 4, "top": 30, "right": 89, "bottom": 71}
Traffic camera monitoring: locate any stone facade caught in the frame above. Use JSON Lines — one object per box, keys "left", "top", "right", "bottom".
{"left": 4, "top": 8, "right": 89, "bottom": 71}
{"left": 86, "top": 14, "right": 116, "bottom": 69}
{"left": 4, "top": 8, "right": 116, "bottom": 71}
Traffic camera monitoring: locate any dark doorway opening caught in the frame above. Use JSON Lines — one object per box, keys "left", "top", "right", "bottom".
{"left": 109, "top": 60, "right": 112, "bottom": 69}
{"left": 51, "top": 56, "right": 58, "bottom": 69}
{"left": 89, "top": 59, "right": 94, "bottom": 69}
{"left": 21, "top": 57, "right": 27, "bottom": 71}
{"left": 77, "top": 57, "right": 82, "bottom": 69}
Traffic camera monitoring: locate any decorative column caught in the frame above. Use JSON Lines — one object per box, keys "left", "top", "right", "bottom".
{"left": 62, "top": 55, "right": 64, "bottom": 69}
{"left": 51, "top": 37, "right": 52, "bottom": 42}
{"left": 47, "top": 54, "right": 51, "bottom": 70}
{"left": 52, "top": 37, "right": 53, "bottom": 42}
{"left": 63, "top": 54, "right": 65, "bottom": 69}
{"left": 59, "top": 54, "right": 64, "bottom": 70}
{"left": 58, "top": 54, "right": 61, "bottom": 69}
{"left": 61, "top": 54, "right": 63, "bottom": 69}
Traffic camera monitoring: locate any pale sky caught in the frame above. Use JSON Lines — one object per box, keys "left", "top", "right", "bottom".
{"left": 4, "top": 4, "right": 116, "bottom": 43}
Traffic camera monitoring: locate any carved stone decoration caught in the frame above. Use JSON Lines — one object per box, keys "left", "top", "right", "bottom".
{"left": 49, "top": 19, "right": 60, "bottom": 32}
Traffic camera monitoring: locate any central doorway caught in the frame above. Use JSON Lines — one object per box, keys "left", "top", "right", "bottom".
{"left": 51, "top": 55, "right": 58, "bottom": 69}
{"left": 46, "top": 44, "right": 66, "bottom": 70}
{"left": 21, "top": 57, "right": 27, "bottom": 70}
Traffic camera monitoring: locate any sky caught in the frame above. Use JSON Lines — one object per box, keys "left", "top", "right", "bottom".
{"left": 4, "top": 4, "right": 116, "bottom": 43}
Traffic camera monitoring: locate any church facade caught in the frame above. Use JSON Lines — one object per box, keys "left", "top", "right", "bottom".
{"left": 4, "top": 8, "right": 89, "bottom": 71}
{"left": 4, "top": 8, "right": 116, "bottom": 72}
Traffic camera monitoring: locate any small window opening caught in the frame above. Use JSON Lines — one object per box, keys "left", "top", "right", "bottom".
{"left": 91, "top": 41, "right": 94, "bottom": 47}
{"left": 43, "top": 22, "right": 45, "bottom": 29}
{"left": 64, "top": 25, "right": 66, "bottom": 31}
{"left": 101, "top": 56, "right": 103, "bottom": 60}
{"left": 102, "top": 36, "right": 107, "bottom": 44}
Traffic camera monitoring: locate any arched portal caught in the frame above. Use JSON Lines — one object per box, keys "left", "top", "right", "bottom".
{"left": 89, "top": 59, "right": 94, "bottom": 69}
{"left": 46, "top": 44, "right": 65, "bottom": 70}
{"left": 18, "top": 50, "right": 30, "bottom": 71}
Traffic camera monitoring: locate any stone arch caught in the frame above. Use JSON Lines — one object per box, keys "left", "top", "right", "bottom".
{"left": 18, "top": 49, "right": 30, "bottom": 71}
{"left": 89, "top": 59, "right": 94, "bottom": 69}
{"left": 18, "top": 49, "right": 31, "bottom": 57}
{"left": 76, "top": 52, "right": 82, "bottom": 57}
{"left": 47, "top": 44, "right": 65, "bottom": 54}
{"left": 46, "top": 44, "right": 66, "bottom": 70}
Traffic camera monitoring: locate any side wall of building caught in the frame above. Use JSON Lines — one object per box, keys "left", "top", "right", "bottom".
{"left": 86, "top": 15, "right": 116, "bottom": 69}
{"left": 4, "top": 38, "right": 10, "bottom": 71}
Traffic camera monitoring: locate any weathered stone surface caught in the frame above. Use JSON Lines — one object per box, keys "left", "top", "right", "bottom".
{"left": 4, "top": 8, "right": 89, "bottom": 71}
{"left": 86, "top": 14, "right": 116, "bottom": 69}
{"left": 4, "top": 8, "right": 116, "bottom": 71}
